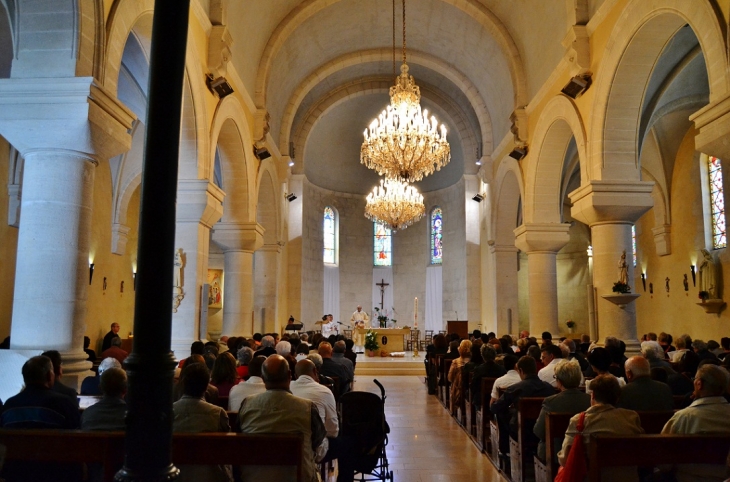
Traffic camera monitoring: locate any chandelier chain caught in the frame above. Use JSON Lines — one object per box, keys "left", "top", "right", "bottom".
{"left": 392, "top": 0, "right": 396, "bottom": 76}
{"left": 402, "top": 0, "right": 407, "bottom": 65}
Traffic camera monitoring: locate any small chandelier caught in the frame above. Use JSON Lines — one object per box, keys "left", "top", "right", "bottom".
{"left": 360, "top": 0, "right": 450, "bottom": 183}
{"left": 365, "top": 177, "right": 425, "bottom": 231}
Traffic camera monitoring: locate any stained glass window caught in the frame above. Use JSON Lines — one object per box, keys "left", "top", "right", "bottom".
{"left": 374, "top": 222, "right": 392, "bottom": 266}
{"left": 709, "top": 156, "right": 727, "bottom": 249}
{"left": 632, "top": 226, "right": 637, "bottom": 267}
{"left": 323, "top": 206, "right": 337, "bottom": 264}
{"left": 431, "top": 207, "right": 443, "bottom": 264}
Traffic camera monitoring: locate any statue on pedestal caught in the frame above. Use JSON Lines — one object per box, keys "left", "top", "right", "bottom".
{"left": 618, "top": 250, "right": 628, "bottom": 285}
{"left": 699, "top": 249, "right": 718, "bottom": 299}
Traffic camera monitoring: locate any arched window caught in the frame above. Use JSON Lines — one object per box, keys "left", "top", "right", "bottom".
{"left": 708, "top": 156, "right": 727, "bottom": 249}
{"left": 323, "top": 206, "right": 337, "bottom": 264}
{"left": 373, "top": 222, "right": 392, "bottom": 266}
{"left": 631, "top": 226, "right": 637, "bottom": 267}
{"left": 431, "top": 207, "right": 443, "bottom": 264}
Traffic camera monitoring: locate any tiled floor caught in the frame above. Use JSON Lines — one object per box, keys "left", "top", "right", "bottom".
{"left": 338, "top": 375, "right": 506, "bottom": 482}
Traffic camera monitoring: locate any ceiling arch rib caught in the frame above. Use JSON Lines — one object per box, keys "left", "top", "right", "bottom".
{"left": 254, "top": 0, "right": 527, "bottom": 113}
{"left": 277, "top": 48, "right": 493, "bottom": 156}
{"left": 291, "top": 76, "right": 479, "bottom": 174}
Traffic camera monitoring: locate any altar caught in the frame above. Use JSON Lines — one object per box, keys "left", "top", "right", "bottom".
{"left": 356, "top": 327, "right": 410, "bottom": 352}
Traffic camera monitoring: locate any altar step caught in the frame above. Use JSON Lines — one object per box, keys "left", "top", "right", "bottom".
{"left": 354, "top": 355, "right": 425, "bottom": 376}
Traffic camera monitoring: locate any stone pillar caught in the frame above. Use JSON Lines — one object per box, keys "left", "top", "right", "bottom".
{"left": 514, "top": 223, "right": 571, "bottom": 336}
{"left": 0, "top": 77, "right": 134, "bottom": 390}
{"left": 254, "top": 244, "right": 281, "bottom": 334}
{"left": 570, "top": 181, "right": 654, "bottom": 353}
{"left": 490, "top": 242, "right": 519, "bottom": 335}
{"left": 213, "top": 222, "right": 264, "bottom": 337}
{"left": 171, "top": 180, "right": 224, "bottom": 357}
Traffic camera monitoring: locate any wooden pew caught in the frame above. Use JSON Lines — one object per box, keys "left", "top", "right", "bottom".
{"left": 588, "top": 434, "right": 730, "bottom": 482}
{"left": 509, "top": 397, "right": 545, "bottom": 482}
{"left": 475, "top": 377, "right": 497, "bottom": 453}
{"left": 453, "top": 368, "right": 469, "bottom": 426}
{"left": 534, "top": 410, "right": 676, "bottom": 482}
{"left": 438, "top": 358, "right": 452, "bottom": 408}
{"left": 461, "top": 371, "right": 473, "bottom": 432}
{"left": 0, "top": 429, "right": 304, "bottom": 482}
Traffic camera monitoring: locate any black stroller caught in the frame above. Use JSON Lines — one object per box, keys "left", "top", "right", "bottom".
{"left": 338, "top": 379, "right": 393, "bottom": 481}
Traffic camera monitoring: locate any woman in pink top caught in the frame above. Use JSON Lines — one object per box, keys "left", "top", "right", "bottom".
{"left": 210, "top": 352, "right": 240, "bottom": 397}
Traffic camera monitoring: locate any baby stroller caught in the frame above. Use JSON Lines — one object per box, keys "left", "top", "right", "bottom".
{"left": 338, "top": 379, "right": 393, "bottom": 481}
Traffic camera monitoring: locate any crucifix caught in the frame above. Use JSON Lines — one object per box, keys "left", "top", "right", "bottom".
{"left": 376, "top": 278, "right": 390, "bottom": 310}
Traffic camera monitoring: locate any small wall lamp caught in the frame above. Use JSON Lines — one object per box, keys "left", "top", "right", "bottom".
{"left": 133, "top": 271, "right": 137, "bottom": 291}
{"left": 89, "top": 263, "right": 95, "bottom": 285}
{"left": 690, "top": 265, "right": 696, "bottom": 287}
{"left": 641, "top": 273, "right": 646, "bottom": 292}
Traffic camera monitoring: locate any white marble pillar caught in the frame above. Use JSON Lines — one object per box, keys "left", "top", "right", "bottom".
{"left": 570, "top": 181, "right": 654, "bottom": 354}
{"left": 212, "top": 222, "right": 264, "bottom": 337}
{"left": 171, "top": 181, "right": 224, "bottom": 358}
{"left": 514, "top": 223, "right": 571, "bottom": 336}
{"left": 490, "top": 243, "right": 519, "bottom": 335}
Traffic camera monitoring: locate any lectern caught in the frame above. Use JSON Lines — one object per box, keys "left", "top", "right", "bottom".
{"left": 447, "top": 320, "right": 468, "bottom": 339}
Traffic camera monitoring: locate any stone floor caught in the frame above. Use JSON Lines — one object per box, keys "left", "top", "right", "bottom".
{"left": 327, "top": 375, "right": 506, "bottom": 482}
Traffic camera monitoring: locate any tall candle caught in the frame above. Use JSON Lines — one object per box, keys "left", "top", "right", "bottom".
{"left": 414, "top": 297, "right": 418, "bottom": 328}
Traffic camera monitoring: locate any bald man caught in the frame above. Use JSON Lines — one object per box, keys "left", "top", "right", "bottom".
{"left": 618, "top": 356, "right": 673, "bottom": 411}
{"left": 239, "top": 355, "right": 327, "bottom": 482}
{"left": 318, "top": 342, "right": 351, "bottom": 396}
{"left": 290, "top": 359, "right": 338, "bottom": 437}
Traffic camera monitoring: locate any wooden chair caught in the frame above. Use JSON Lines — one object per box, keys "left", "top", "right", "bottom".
{"left": 509, "top": 397, "right": 545, "bottom": 482}
{"left": 406, "top": 329, "right": 419, "bottom": 351}
{"left": 424, "top": 330, "right": 434, "bottom": 346}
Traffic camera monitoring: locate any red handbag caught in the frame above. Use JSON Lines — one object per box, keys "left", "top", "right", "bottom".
{"left": 554, "top": 411, "right": 588, "bottom": 482}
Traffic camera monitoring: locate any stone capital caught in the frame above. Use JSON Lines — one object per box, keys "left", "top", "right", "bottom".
{"left": 212, "top": 222, "right": 265, "bottom": 252}
{"left": 514, "top": 223, "right": 571, "bottom": 253}
{"left": 259, "top": 242, "right": 284, "bottom": 254}
{"left": 0, "top": 77, "right": 135, "bottom": 161}
{"left": 177, "top": 180, "right": 225, "bottom": 228}
{"left": 569, "top": 180, "right": 654, "bottom": 226}
{"left": 690, "top": 92, "right": 730, "bottom": 160}
{"left": 489, "top": 244, "right": 519, "bottom": 255}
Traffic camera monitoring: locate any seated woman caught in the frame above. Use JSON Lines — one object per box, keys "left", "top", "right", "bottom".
{"left": 210, "top": 352, "right": 240, "bottom": 397}
{"left": 585, "top": 347, "right": 626, "bottom": 394}
{"left": 236, "top": 346, "right": 253, "bottom": 379}
{"left": 558, "top": 374, "right": 644, "bottom": 481}
{"left": 447, "top": 339, "right": 472, "bottom": 416}
{"left": 173, "top": 362, "right": 232, "bottom": 482}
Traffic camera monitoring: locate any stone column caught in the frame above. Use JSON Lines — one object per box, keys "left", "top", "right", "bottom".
{"left": 212, "top": 222, "right": 264, "bottom": 337}
{"left": 254, "top": 244, "right": 281, "bottom": 334}
{"left": 0, "top": 77, "right": 134, "bottom": 390}
{"left": 570, "top": 181, "right": 654, "bottom": 353}
{"left": 171, "top": 180, "right": 224, "bottom": 357}
{"left": 514, "top": 223, "right": 571, "bottom": 336}
{"left": 490, "top": 242, "right": 519, "bottom": 335}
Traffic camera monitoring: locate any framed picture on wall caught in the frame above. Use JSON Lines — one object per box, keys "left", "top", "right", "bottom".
{"left": 207, "top": 269, "right": 223, "bottom": 309}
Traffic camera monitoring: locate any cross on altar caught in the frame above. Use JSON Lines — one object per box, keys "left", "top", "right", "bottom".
{"left": 376, "top": 278, "right": 390, "bottom": 310}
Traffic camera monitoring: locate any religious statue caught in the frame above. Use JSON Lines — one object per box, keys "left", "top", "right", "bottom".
{"left": 683, "top": 274, "right": 689, "bottom": 292}
{"left": 617, "top": 250, "right": 628, "bottom": 285}
{"left": 665, "top": 277, "right": 670, "bottom": 293}
{"left": 172, "top": 248, "right": 185, "bottom": 313}
{"left": 699, "top": 249, "right": 718, "bottom": 299}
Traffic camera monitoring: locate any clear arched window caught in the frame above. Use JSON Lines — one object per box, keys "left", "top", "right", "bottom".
{"left": 323, "top": 206, "right": 337, "bottom": 264}
{"left": 431, "top": 207, "right": 443, "bottom": 264}
{"left": 374, "top": 222, "right": 392, "bottom": 266}
{"left": 709, "top": 156, "right": 727, "bottom": 249}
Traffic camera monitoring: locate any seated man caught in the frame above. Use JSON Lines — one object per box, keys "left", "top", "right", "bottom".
{"left": 332, "top": 340, "right": 355, "bottom": 380}
{"left": 618, "top": 356, "right": 674, "bottom": 411}
{"left": 533, "top": 359, "right": 590, "bottom": 462}
{"left": 81, "top": 367, "right": 128, "bottom": 431}
{"left": 41, "top": 350, "right": 78, "bottom": 404}
{"left": 81, "top": 357, "right": 122, "bottom": 396}
{"left": 662, "top": 364, "right": 730, "bottom": 482}
{"left": 537, "top": 344, "right": 564, "bottom": 387}
{"left": 471, "top": 344, "right": 506, "bottom": 409}
{"left": 491, "top": 356, "right": 554, "bottom": 454}
{"left": 318, "top": 342, "right": 351, "bottom": 396}
{"left": 290, "top": 359, "right": 339, "bottom": 438}
{"left": 228, "top": 355, "right": 266, "bottom": 411}
{"left": 101, "top": 322, "right": 120, "bottom": 352}
{"left": 239, "top": 355, "right": 326, "bottom": 482}
{"left": 173, "top": 362, "right": 232, "bottom": 482}
{"left": 490, "top": 354, "right": 521, "bottom": 406}
{"left": 100, "top": 336, "right": 129, "bottom": 364}
{"left": 84, "top": 336, "right": 96, "bottom": 361}
{"left": 255, "top": 335, "right": 277, "bottom": 357}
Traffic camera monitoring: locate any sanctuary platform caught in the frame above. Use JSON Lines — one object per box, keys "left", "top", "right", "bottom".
{"left": 354, "top": 352, "right": 425, "bottom": 376}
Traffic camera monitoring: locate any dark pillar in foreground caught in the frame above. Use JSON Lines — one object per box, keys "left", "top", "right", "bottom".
{"left": 115, "top": 1, "right": 190, "bottom": 480}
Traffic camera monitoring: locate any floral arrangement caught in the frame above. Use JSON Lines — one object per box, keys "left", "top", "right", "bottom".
{"left": 566, "top": 320, "right": 575, "bottom": 329}
{"left": 373, "top": 307, "right": 397, "bottom": 328}
{"left": 612, "top": 281, "right": 631, "bottom": 294}
{"left": 364, "top": 329, "right": 380, "bottom": 351}
{"left": 699, "top": 290, "right": 710, "bottom": 301}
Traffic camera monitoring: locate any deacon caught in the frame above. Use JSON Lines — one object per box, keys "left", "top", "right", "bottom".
{"left": 350, "top": 305, "right": 369, "bottom": 353}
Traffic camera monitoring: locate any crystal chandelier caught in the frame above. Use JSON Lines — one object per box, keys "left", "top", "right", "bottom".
{"left": 360, "top": 0, "right": 450, "bottom": 183}
{"left": 365, "top": 177, "right": 425, "bottom": 231}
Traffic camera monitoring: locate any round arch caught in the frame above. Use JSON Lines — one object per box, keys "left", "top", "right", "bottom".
{"left": 255, "top": 162, "right": 281, "bottom": 245}
{"left": 209, "top": 95, "right": 257, "bottom": 224}
{"left": 525, "top": 95, "right": 587, "bottom": 224}
{"left": 589, "top": 0, "right": 728, "bottom": 180}
{"left": 492, "top": 157, "right": 524, "bottom": 247}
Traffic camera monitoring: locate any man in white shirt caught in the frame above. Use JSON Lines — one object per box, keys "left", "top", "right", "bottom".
{"left": 538, "top": 345, "right": 563, "bottom": 388}
{"left": 350, "top": 305, "right": 369, "bottom": 353}
{"left": 290, "top": 359, "right": 339, "bottom": 438}
{"left": 228, "top": 356, "right": 266, "bottom": 411}
{"left": 490, "top": 354, "right": 522, "bottom": 404}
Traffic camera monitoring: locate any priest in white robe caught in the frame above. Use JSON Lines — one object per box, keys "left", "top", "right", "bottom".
{"left": 350, "top": 305, "right": 369, "bottom": 353}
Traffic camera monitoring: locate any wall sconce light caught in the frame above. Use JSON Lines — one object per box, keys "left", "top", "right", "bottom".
{"left": 586, "top": 245, "right": 593, "bottom": 257}
{"left": 133, "top": 271, "right": 137, "bottom": 291}
{"left": 89, "top": 263, "right": 95, "bottom": 285}
{"left": 690, "top": 265, "right": 696, "bottom": 287}
{"left": 641, "top": 273, "right": 646, "bottom": 292}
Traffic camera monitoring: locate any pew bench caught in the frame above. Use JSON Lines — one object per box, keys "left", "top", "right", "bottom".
{"left": 0, "top": 429, "right": 304, "bottom": 482}
{"left": 509, "top": 397, "right": 544, "bottom": 482}
{"left": 474, "top": 377, "right": 497, "bottom": 453}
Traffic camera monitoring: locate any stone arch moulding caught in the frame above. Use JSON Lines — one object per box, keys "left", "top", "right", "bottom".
{"left": 525, "top": 95, "right": 588, "bottom": 224}
{"left": 589, "top": 0, "right": 728, "bottom": 181}
{"left": 257, "top": 0, "right": 527, "bottom": 112}
{"left": 491, "top": 156, "right": 524, "bottom": 247}
{"left": 255, "top": 160, "right": 282, "bottom": 245}
{"left": 292, "top": 77, "right": 478, "bottom": 170}
{"left": 278, "top": 48, "right": 493, "bottom": 156}
{"left": 181, "top": 44, "right": 210, "bottom": 182}
{"left": 209, "top": 94, "right": 257, "bottom": 224}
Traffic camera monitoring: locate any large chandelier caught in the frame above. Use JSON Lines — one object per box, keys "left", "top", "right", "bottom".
{"left": 365, "top": 177, "right": 425, "bottom": 231}
{"left": 360, "top": 0, "right": 450, "bottom": 183}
